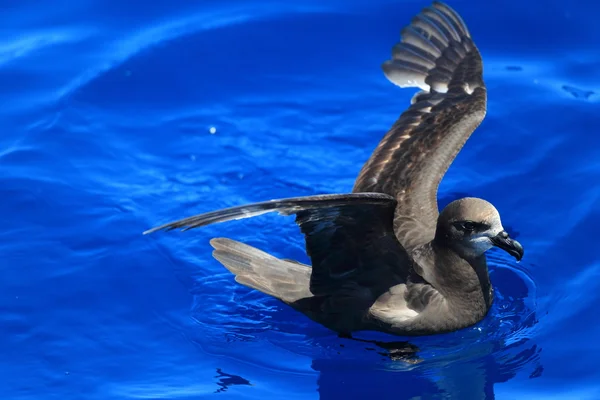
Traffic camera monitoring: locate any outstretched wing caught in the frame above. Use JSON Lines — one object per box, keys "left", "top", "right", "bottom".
{"left": 353, "top": 1, "right": 486, "bottom": 251}
{"left": 143, "top": 193, "right": 395, "bottom": 234}
{"left": 144, "top": 193, "right": 411, "bottom": 296}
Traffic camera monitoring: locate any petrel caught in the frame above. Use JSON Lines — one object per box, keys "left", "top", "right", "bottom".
{"left": 145, "top": 1, "right": 524, "bottom": 337}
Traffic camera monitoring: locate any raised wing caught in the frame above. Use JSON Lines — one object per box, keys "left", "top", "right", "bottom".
{"left": 352, "top": 1, "right": 486, "bottom": 251}
{"left": 144, "top": 193, "right": 411, "bottom": 297}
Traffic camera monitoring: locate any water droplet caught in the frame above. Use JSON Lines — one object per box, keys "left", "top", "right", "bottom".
{"left": 209, "top": 126, "right": 217, "bottom": 134}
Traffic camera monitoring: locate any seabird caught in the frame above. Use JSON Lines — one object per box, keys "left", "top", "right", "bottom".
{"left": 145, "top": 1, "right": 524, "bottom": 337}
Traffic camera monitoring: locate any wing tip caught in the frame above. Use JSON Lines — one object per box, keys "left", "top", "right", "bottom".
{"left": 142, "top": 225, "right": 168, "bottom": 235}
{"left": 382, "top": 59, "right": 430, "bottom": 91}
{"left": 142, "top": 221, "right": 186, "bottom": 235}
{"left": 384, "top": 1, "right": 481, "bottom": 92}
{"left": 431, "top": 1, "right": 470, "bottom": 36}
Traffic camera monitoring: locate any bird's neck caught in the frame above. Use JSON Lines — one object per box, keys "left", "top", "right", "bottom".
{"left": 419, "top": 240, "right": 493, "bottom": 317}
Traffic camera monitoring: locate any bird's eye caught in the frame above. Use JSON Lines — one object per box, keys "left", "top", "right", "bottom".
{"left": 461, "top": 221, "right": 476, "bottom": 232}
{"left": 452, "top": 221, "right": 480, "bottom": 233}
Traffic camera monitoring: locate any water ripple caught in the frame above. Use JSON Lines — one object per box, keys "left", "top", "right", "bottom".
{"left": 56, "top": 4, "right": 331, "bottom": 102}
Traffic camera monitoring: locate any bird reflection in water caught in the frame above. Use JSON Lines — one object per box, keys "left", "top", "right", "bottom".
{"left": 338, "top": 333, "right": 423, "bottom": 364}
{"left": 214, "top": 368, "right": 252, "bottom": 393}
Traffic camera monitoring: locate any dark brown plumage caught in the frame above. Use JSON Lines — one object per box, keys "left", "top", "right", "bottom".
{"left": 144, "top": 1, "right": 524, "bottom": 337}
{"left": 353, "top": 6, "right": 486, "bottom": 252}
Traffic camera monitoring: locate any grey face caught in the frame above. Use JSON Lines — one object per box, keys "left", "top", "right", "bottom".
{"left": 438, "top": 198, "right": 524, "bottom": 261}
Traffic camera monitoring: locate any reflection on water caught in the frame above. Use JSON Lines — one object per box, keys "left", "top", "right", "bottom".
{"left": 214, "top": 368, "right": 252, "bottom": 393}
{"left": 337, "top": 333, "right": 422, "bottom": 363}
{"left": 562, "top": 85, "right": 595, "bottom": 100}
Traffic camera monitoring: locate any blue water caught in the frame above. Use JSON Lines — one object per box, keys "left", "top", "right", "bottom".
{"left": 2, "top": 0, "right": 599, "bottom": 398}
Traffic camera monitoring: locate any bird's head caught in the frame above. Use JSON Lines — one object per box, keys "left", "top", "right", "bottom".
{"left": 436, "top": 197, "right": 523, "bottom": 261}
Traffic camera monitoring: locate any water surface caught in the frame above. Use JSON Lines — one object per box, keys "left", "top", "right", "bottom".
{"left": 1, "top": 0, "right": 599, "bottom": 398}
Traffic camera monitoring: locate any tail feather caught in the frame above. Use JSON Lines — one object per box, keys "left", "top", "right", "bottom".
{"left": 210, "top": 238, "right": 312, "bottom": 303}
{"left": 382, "top": 1, "right": 477, "bottom": 94}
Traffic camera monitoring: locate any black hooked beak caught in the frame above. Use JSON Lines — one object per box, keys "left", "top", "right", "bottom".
{"left": 490, "top": 231, "right": 524, "bottom": 261}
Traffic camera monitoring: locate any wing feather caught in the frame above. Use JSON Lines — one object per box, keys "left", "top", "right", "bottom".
{"left": 353, "top": 1, "right": 486, "bottom": 251}
{"left": 144, "top": 193, "right": 411, "bottom": 297}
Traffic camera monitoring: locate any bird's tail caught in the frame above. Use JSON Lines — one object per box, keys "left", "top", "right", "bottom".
{"left": 210, "top": 237, "right": 313, "bottom": 304}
